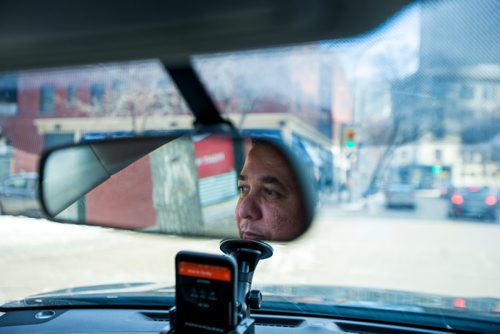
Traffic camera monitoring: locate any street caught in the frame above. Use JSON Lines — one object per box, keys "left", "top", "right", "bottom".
{"left": 1, "top": 192, "right": 500, "bottom": 304}
{"left": 329, "top": 191, "right": 450, "bottom": 221}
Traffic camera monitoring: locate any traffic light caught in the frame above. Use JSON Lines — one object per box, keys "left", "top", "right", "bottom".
{"left": 432, "top": 164, "right": 443, "bottom": 174}
{"left": 343, "top": 128, "right": 357, "bottom": 150}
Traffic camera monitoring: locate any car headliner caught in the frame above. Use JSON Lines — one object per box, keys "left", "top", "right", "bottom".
{"left": 0, "top": 0, "right": 412, "bottom": 72}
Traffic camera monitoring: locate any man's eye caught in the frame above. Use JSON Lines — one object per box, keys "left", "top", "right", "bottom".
{"left": 238, "top": 185, "right": 249, "bottom": 195}
{"left": 263, "top": 188, "right": 281, "bottom": 199}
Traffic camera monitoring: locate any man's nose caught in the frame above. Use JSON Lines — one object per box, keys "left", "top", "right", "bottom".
{"left": 238, "top": 192, "right": 262, "bottom": 220}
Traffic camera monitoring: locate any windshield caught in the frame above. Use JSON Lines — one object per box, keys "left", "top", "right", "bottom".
{"left": 1, "top": 0, "right": 499, "bottom": 324}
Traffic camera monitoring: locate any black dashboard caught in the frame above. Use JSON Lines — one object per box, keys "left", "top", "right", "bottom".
{"left": 0, "top": 308, "right": 457, "bottom": 334}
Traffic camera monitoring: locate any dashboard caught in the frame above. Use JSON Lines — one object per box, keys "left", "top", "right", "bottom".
{"left": 0, "top": 308, "right": 455, "bottom": 334}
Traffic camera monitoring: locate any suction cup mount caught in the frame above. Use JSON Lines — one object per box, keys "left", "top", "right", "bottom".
{"left": 220, "top": 239, "right": 273, "bottom": 318}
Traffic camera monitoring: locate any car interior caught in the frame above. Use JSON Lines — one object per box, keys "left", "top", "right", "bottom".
{"left": 0, "top": 0, "right": 499, "bottom": 333}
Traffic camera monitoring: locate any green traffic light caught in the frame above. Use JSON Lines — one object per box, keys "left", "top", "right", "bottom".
{"left": 432, "top": 165, "right": 442, "bottom": 174}
{"left": 346, "top": 140, "right": 356, "bottom": 149}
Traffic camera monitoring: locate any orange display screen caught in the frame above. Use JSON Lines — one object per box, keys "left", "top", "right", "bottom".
{"left": 179, "top": 261, "right": 232, "bottom": 282}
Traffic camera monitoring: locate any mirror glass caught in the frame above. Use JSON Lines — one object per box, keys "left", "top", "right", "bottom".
{"left": 40, "top": 134, "right": 316, "bottom": 241}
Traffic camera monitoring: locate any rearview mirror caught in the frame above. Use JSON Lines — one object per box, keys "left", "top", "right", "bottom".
{"left": 39, "top": 134, "right": 316, "bottom": 241}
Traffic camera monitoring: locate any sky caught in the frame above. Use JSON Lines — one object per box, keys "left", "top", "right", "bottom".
{"left": 321, "top": 3, "right": 421, "bottom": 83}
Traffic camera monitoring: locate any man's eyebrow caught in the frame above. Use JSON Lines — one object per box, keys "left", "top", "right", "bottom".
{"left": 260, "top": 176, "right": 287, "bottom": 190}
{"left": 238, "top": 174, "right": 288, "bottom": 190}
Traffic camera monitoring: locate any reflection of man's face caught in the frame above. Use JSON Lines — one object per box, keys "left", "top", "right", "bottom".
{"left": 235, "top": 142, "right": 305, "bottom": 241}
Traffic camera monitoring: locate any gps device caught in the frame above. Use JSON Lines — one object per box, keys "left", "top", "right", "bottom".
{"left": 175, "top": 251, "right": 238, "bottom": 334}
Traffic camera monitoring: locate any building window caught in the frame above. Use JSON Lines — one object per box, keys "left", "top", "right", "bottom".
{"left": 0, "top": 75, "right": 18, "bottom": 116}
{"left": 483, "top": 85, "right": 496, "bottom": 101}
{"left": 40, "top": 85, "right": 55, "bottom": 114}
{"left": 0, "top": 80, "right": 17, "bottom": 103}
{"left": 435, "top": 149, "right": 442, "bottom": 161}
{"left": 67, "top": 84, "right": 77, "bottom": 106}
{"left": 44, "top": 133, "right": 75, "bottom": 149}
{"left": 90, "top": 83, "right": 105, "bottom": 110}
{"left": 459, "top": 85, "right": 474, "bottom": 100}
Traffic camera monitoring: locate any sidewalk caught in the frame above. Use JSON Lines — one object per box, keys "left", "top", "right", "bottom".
{"left": 318, "top": 191, "right": 386, "bottom": 213}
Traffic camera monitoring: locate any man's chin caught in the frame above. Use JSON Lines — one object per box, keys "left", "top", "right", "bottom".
{"left": 241, "top": 232, "right": 268, "bottom": 241}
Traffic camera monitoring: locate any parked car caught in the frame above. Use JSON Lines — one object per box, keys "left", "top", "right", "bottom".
{"left": 385, "top": 183, "right": 416, "bottom": 209}
{"left": 0, "top": 172, "right": 41, "bottom": 217}
{"left": 448, "top": 187, "right": 499, "bottom": 221}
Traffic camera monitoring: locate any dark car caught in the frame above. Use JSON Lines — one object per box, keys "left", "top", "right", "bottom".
{"left": 0, "top": 172, "right": 41, "bottom": 217}
{"left": 448, "top": 187, "right": 499, "bottom": 221}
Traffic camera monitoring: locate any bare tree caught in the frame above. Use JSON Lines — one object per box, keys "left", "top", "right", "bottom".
{"left": 54, "top": 61, "right": 187, "bottom": 134}
{"left": 361, "top": 86, "right": 437, "bottom": 195}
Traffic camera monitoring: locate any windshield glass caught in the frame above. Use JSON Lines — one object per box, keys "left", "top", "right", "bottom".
{"left": 1, "top": 0, "right": 499, "bottom": 323}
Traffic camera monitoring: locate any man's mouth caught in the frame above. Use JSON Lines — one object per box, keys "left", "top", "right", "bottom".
{"left": 241, "top": 231, "right": 267, "bottom": 240}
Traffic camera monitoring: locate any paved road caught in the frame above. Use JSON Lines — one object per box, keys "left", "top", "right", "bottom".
{"left": 1, "top": 194, "right": 499, "bottom": 304}
{"left": 291, "top": 195, "right": 500, "bottom": 297}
